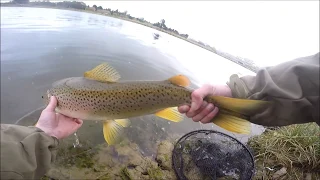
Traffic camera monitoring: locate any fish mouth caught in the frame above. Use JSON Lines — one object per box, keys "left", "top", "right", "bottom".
{"left": 42, "top": 90, "right": 51, "bottom": 106}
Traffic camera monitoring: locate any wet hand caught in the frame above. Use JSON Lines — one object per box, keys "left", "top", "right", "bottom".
{"left": 178, "top": 84, "right": 232, "bottom": 124}
{"left": 36, "top": 96, "right": 83, "bottom": 139}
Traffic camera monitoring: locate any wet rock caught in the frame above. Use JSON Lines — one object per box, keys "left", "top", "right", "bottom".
{"left": 147, "top": 166, "right": 164, "bottom": 180}
{"left": 272, "top": 167, "right": 287, "bottom": 179}
{"left": 95, "top": 145, "right": 117, "bottom": 168}
{"left": 126, "top": 168, "right": 151, "bottom": 180}
{"left": 46, "top": 167, "right": 70, "bottom": 180}
{"left": 156, "top": 140, "right": 174, "bottom": 170}
{"left": 126, "top": 168, "right": 139, "bottom": 179}
{"left": 164, "top": 170, "right": 177, "bottom": 180}
{"left": 46, "top": 137, "right": 180, "bottom": 180}
{"left": 135, "top": 166, "right": 145, "bottom": 174}
{"left": 140, "top": 157, "right": 158, "bottom": 172}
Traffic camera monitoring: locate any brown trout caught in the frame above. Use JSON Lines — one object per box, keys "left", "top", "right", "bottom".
{"left": 42, "top": 63, "right": 271, "bottom": 145}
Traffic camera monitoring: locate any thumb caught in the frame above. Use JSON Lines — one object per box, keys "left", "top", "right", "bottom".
{"left": 190, "top": 84, "right": 214, "bottom": 112}
{"left": 45, "top": 96, "right": 57, "bottom": 112}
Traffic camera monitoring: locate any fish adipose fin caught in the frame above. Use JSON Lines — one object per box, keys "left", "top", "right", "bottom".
{"left": 103, "top": 119, "right": 130, "bottom": 145}
{"left": 155, "top": 107, "right": 183, "bottom": 122}
{"left": 84, "top": 63, "right": 121, "bottom": 82}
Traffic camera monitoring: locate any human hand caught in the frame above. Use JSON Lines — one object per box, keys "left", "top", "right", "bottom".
{"left": 178, "top": 84, "right": 232, "bottom": 124}
{"left": 35, "top": 96, "right": 83, "bottom": 139}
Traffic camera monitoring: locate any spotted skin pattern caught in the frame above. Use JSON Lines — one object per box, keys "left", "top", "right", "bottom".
{"left": 44, "top": 77, "right": 192, "bottom": 121}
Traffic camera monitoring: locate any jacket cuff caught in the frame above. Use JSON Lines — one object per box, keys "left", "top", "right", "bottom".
{"left": 227, "top": 74, "right": 250, "bottom": 98}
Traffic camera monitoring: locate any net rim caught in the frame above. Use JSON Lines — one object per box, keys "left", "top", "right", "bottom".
{"left": 172, "top": 129, "right": 255, "bottom": 180}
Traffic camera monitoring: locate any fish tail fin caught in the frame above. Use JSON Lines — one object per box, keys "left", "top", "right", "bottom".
{"left": 206, "top": 96, "right": 271, "bottom": 134}
{"left": 211, "top": 114, "right": 252, "bottom": 134}
{"left": 103, "top": 119, "right": 130, "bottom": 145}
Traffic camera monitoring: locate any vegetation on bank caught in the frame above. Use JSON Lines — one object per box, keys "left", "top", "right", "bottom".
{"left": 248, "top": 122, "right": 320, "bottom": 179}
{"left": 40, "top": 122, "right": 319, "bottom": 180}
{"left": 1, "top": 0, "right": 260, "bottom": 72}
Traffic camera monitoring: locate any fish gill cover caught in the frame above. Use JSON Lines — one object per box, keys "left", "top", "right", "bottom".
{"left": 172, "top": 130, "right": 255, "bottom": 180}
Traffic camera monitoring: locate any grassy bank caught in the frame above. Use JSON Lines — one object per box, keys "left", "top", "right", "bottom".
{"left": 248, "top": 122, "right": 320, "bottom": 179}
{"left": 1, "top": 3, "right": 259, "bottom": 73}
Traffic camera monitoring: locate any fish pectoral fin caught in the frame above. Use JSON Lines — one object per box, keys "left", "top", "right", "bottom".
{"left": 212, "top": 114, "right": 251, "bottom": 134}
{"left": 103, "top": 120, "right": 125, "bottom": 145}
{"left": 168, "top": 75, "right": 190, "bottom": 87}
{"left": 114, "top": 119, "right": 130, "bottom": 127}
{"left": 155, "top": 107, "right": 183, "bottom": 122}
{"left": 84, "top": 63, "right": 121, "bottom": 83}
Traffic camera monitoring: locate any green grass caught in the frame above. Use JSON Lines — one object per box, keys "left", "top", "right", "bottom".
{"left": 248, "top": 122, "right": 320, "bottom": 179}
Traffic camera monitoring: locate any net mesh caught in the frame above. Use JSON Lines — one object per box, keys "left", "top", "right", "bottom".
{"left": 172, "top": 130, "right": 255, "bottom": 180}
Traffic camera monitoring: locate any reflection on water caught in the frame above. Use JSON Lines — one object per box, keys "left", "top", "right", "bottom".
{"left": 1, "top": 7, "right": 263, "bottom": 160}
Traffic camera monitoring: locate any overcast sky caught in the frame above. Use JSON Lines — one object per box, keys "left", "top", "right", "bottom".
{"left": 81, "top": 1, "right": 319, "bottom": 67}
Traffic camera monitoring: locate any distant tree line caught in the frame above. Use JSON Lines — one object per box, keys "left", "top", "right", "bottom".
{"left": 9, "top": 0, "right": 189, "bottom": 39}
{"left": 152, "top": 19, "right": 189, "bottom": 38}
{"left": 56, "top": 1, "right": 86, "bottom": 10}
{"left": 12, "top": 0, "right": 29, "bottom": 4}
{"left": 10, "top": 0, "right": 86, "bottom": 10}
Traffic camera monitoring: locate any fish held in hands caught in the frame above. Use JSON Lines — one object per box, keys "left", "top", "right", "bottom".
{"left": 43, "top": 63, "right": 271, "bottom": 145}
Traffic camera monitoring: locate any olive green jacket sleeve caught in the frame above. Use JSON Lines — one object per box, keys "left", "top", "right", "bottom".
{"left": 1, "top": 124, "right": 59, "bottom": 180}
{"left": 227, "top": 52, "right": 319, "bottom": 126}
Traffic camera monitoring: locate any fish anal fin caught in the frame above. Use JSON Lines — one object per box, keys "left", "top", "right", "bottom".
{"left": 168, "top": 75, "right": 190, "bottom": 87}
{"left": 115, "top": 119, "right": 130, "bottom": 127}
{"left": 155, "top": 107, "right": 183, "bottom": 122}
{"left": 103, "top": 120, "right": 125, "bottom": 145}
{"left": 84, "top": 63, "right": 121, "bottom": 83}
{"left": 212, "top": 114, "right": 251, "bottom": 134}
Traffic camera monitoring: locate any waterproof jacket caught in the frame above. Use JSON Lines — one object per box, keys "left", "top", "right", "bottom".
{"left": 228, "top": 52, "right": 319, "bottom": 126}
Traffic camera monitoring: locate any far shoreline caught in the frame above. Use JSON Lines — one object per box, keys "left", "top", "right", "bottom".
{"left": 1, "top": 4, "right": 260, "bottom": 73}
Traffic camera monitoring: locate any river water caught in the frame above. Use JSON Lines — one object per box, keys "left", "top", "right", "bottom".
{"left": 1, "top": 7, "right": 263, "bottom": 154}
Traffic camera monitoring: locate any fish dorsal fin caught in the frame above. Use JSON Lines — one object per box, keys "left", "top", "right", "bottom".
{"left": 84, "top": 63, "right": 121, "bottom": 83}
{"left": 168, "top": 75, "right": 190, "bottom": 87}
